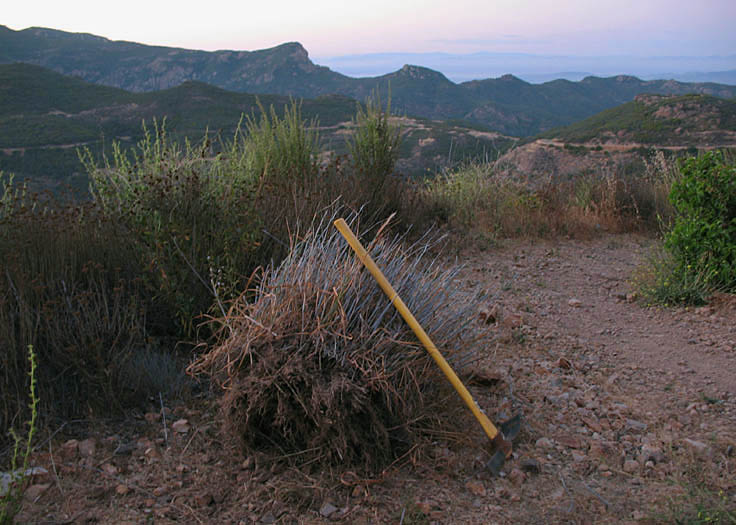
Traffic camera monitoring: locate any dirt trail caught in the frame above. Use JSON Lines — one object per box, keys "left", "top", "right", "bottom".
{"left": 472, "top": 235, "right": 736, "bottom": 395}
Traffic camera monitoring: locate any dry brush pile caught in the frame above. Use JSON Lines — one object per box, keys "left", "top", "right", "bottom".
{"left": 190, "top": 212, "right": 479, "bottom": 468}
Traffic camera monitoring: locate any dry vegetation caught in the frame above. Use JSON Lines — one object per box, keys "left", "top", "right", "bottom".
{"left": 2, "top": 99, "right": 735, "bottom": 523}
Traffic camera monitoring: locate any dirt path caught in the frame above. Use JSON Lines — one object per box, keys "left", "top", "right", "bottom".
{"left": 14, "top": 234, "right": 736, "bottom": 524}
{"left": 471, "top": 235, "right": 736, "bottom": 395}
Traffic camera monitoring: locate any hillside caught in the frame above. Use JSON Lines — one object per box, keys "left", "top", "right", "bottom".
{"left": 538, "top": 93, "right": 736, "bottom": 146}
{"left": 3, "top": 25, "right": 736, "bottom": 136}
{"left": 0, "top": 63, "right": 515, "bottom": 190}
{"left": 495, "top": 94, "right": 736, "bottom": 183}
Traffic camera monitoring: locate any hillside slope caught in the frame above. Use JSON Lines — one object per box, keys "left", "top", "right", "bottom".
{"left": 0, "top": 64, "right": 515, "bottom": 189}
{"left": 496, "top": 94, "right": 736, "bottom": 182}
{"left": 4, "top": 25, "right": 736, "bottom": 136}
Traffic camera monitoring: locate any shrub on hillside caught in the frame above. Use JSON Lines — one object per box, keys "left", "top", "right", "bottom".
{"left": 0, "top": 180, "right": 169, "bottom": 445}
{"left": 665, "top": 151, "right": 736, "bottom": 292}
{"left": 347, "top": 94, "right": 405, "bottom": 222}
{"left": 189, "top": 211, "right": 477, "bottom": 468}
{"left": 84, "top": 121, "right": 265, "bottom": 337}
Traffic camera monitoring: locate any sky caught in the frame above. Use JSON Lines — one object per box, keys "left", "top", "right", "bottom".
{"left": 4, "top": 0, "right": 735, "bottom": 59}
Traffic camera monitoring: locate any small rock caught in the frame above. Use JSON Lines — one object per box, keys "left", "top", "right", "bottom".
{"left": 623, "top": 459, "right": 639, "bottom": 473}
{"left": 465, "top": 480, "right": 486, "bottom": 496}
{"left": 535, "top": 437, "right": 554, "bottom": 450}
{"left": 572, "top": 451, "right": 586, "bottom": 462}
{"left": 556, "top": 357, "right": 573, "bottom": 369}
{"left": 509, "top": 468, "right": 526, "bottom": 486}
{"left": 520, "top": 458, "right": 541, "bottom": 474}
{"left": 23, "top": 483, "right": 50, "bottom": 502}
{"left": 144, "top": 447, "right": 161, "bottom": 461}
{"left": 319, "top": 502, "right": 339, "bottom": 518}
{"left": 153, "top": 486, "right": 168, "bottom": 497}
{"left": 114, "top": 442, "right": 137, "bottom": 456}
{"left": 78, "top": 438, "right": 96, "bottom": 458}
{"left": 557, "top": 435, "right": 583, "bottom": 449}
{"left": 625, "top": 419, "right": 648, "bottom": 433}
{"left": 501, "top": 313, "right": 524, "bottom": 330}
{"left": 260, "top": 512, "right": 276, "bottom": 524}
{"left": 101, "top": 463, "right": 119, "bottom": 476}
{"left": 414, "top": 500, "right": 432, "bottom": 514}
{"left": 640, "top": 444, "right": 665, "bottom": 464}
{"left": 568, "top": 298, "right": 582, "bottom": 308}
{"left": 115, "top": 484, "right": 130, "bottom": 496}
{"left": 60, "top": 439, "right": 79, "bottom": 460}
{"left": 194, "top": 493, "right": 214, "bottom": 507}
{"left": 683, "top": 438, "right": 711, "bottom": 456}
{"left": 172, "top": 419, "right": 190, "bottom": 433}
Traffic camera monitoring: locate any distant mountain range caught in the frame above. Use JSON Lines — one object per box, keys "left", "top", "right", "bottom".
{"left": 2, "top": 25, "right": 736, "bottom": 137}
{"left": 314, "top": 51, "right": 736, "bottom": 85}
{"left": 0, "top": 63, "right": 515, "bottom": 189}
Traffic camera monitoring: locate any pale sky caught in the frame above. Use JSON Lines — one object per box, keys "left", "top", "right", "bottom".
{"left": 3, "top": 0, "right": 735, "bottom": 58}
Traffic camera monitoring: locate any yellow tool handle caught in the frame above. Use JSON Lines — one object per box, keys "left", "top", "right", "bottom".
{"left": 334, "top": 218, "right": 500, "bottom": 441}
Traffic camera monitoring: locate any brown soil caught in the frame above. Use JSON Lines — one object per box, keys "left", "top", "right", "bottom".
{"left": 11, "top": 234, "right": 736, "bottom": 524}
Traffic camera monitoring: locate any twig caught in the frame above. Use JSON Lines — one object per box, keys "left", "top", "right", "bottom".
{"left": 159, "top": 392, "right": 168, "bottom": 448}
{"left": 399, "top": 507, "right": 406, "bottom": 525}
{"left": 48, "top": 441, "right": 64, "bottom": 497}
{"left": 581, "top": 480, "right": 610, "bottom": 510}
{"left": 558, "top": 472, "right": 575, "bottom": 514}
{"left": 179, "top": 427, "right": 201, "bottom": 460}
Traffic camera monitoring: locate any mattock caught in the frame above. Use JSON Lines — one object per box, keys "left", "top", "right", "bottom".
{"left": 334, "top": 218, "right": 522, "bottom": 476}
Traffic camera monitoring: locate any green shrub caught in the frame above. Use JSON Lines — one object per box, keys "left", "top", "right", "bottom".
{"left": 665, "top": 151, "right": 736, "bottom": 292}
{"left": 632, "top": 246, "right": 714, "bottom": 306}
{"left": 347, "top": 93, "right": 404, "bottom": 221}
{"left": 243, "top": 100, "right": 319, "bottom": 184}
{"left": 84, "top": 121, "right": 263, "bottom": 337}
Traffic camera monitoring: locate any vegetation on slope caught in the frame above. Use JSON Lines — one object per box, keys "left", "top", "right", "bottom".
{"left": 538, "top": 94, "right": 736, "bottom": 146}
{"left": 0, "top": 63, "right": 515, "bottom": 190}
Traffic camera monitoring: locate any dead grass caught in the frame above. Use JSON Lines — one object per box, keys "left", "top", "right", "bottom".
{"left": 189, "top": 210, "right": 478, "bottom": 469}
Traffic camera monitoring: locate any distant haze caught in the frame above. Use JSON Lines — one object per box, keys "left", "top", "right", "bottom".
{"left": 313, "top": 52, "right": 736, "bottom": 84}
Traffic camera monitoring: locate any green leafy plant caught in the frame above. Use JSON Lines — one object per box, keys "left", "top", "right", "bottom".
{"left": 83, "top": 120, "right": 263, "bottom": 336}
{"left": 665, "top": 151, "right": 736, "bottom": 293}
{"left": 347, "top": 92, "right": 404, "bottom": 221}
{"left": 1, "top": 345, "right": 39, "bottom": 525}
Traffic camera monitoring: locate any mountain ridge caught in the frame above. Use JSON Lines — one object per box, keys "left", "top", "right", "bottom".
{"left": 3, "top": 24, "right": 736, "bottom": 137}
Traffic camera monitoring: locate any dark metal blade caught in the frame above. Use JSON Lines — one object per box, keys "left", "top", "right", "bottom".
{"left": 500, "top": 413, "right": 522, "bottom": 441}
{"left": 486, "top": 450, "right": 507, "bottom": 476}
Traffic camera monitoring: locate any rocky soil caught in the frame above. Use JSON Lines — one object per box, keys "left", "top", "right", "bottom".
{"left": 9, "top": 234, "right": 736, "bottom": 524}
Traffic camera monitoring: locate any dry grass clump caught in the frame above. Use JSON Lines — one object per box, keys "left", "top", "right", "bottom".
{"left": 190, "top": 211, "right": 477, "bottom": 468}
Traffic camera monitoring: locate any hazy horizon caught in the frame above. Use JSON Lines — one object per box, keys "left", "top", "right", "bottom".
{"left": 4, "top": 0, "right": 734, "bottom": 58}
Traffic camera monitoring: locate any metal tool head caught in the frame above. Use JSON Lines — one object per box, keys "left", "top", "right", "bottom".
{"left": 485, "top": 414, "right": 523, "bottom": 476}
{"left": 500, "top": 413, "right": 522, "bottom": 441}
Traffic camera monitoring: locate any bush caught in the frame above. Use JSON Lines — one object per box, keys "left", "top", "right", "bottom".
{"left": 84, "top": 120, "right": 264, "bottom": 337}
{"left": 665, "top": 151, "right": 736, "bottom": 293}
{"left": 0, "top": 181, "right": 161, "bottom": 444}
{"left": 189, "top": 211, "right": 477, "bottom": 468}
{"left": 347, "top": 93, "right": 404, "bottom": 222}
